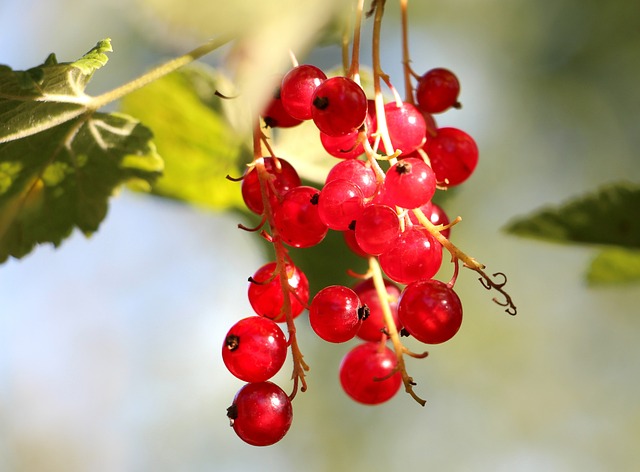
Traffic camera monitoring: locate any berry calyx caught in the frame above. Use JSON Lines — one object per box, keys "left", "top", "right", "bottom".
{"left": 353, "top": 278, "right": 402, "bottom": 342}
{"left": 227, "top": 381, "right": 293, "bottom": 446}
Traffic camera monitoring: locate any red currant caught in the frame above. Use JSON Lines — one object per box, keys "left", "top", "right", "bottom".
{"left": 424, "top": 127, "right": 478, "bottom": 187}
{"left": 241, "top": 157, "right": 300, "bottom": 215}
{"left": 262, "top": 88, "right": 303, "bottom": 128}
{"left": 222, "top": 316, "right": 287, "bottom": 383}
{"left": 311, "top": 76, "right": 368, "bottom": 136}
{"left": 317, "top": 179, "right": 365, "bottom": 231}
{"left": 353, "top": 278, "right": 402, "bottom": 342}
{"left": 325, "top": 159, "right": 377, "bottom": 199}
{"left": 248, "top": 262, "right": 309, "bottom": 322}
{"left": 280, "top": 65, "right": 327, "bottom": 120}
{"left": 415, "top": 68, "right": 461, "bottom": 114}
{"left": 339, "top": 342, "right": 402, "bottom": 405}
{"left": 397, "top": 279, "right": 463, "bottom": 344}
{"left": 379, "top": 227, "right": 442, "bottom": 285}
{"left": 383, "top": 157, "right": 436, "bottom": 209}
{"left": 273, "top": 186, "right": 328, "bottom": 248}
{"left": 227, "top": 381, "right": 293, "bottom": 446}
{"left": 354, "top": 204, "right": 400, "bottom": 255}
{"left": 309, "top": 285, "right": 368, "bottom": 343}
{"left": 383, "top": 101, "right": 426, "bottom": 155}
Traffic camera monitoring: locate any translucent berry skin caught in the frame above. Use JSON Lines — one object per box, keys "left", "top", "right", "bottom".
{"left": 383, "top": 102, "right": 427, "bottom": 155}
{"left": 398, "top": 279, "right": 463, "bottom": 344}
{"left": 342, "top": 228, "right": 369, "bottom": 258}
{"left": 222, "top": 317, "right": 287, "bottom": 383}
{"left": 325, "top": 159, "right": 377, "bottom": 199}
{"left": 248, "top": 262, "right": 309, "bottom": 322}
{"left": 273, "top": 186, "right": 328, "bottom": 248}
{"left": 227, "top": 381, "right": 293, "bottom": 446}
{"left": 311, "top": 76, "right": 368, "bottom": 136}
{"left": 424, "top": 127, "right": 478, "bottom": 187}
{"left": 416, "top": 68, "right": 461, "bottom": 114}
{"left": 280, "top": 65, "right": 327, "bottom": 120}
{"left": 320, "top": 129, "right": 364, "bottom": 159}
{"left": 353, "top": 278, "right": 402, "bottom": 342}
{"left": 339, "top": 342, "right": 402, "bottom": 405}
{"left": 383, "top": 157, "right": 436, "bottom": 209}
{"left": 318, "top": 179, "right": 365, "bottom": 230}
{"left": 309, "top": 285, "right": 364, "bottom": 343}
{"left": 354, "top": 204, "right": 400, "bottom": 256}
{"left": 262, "top": 90, "right": 303, "bottom": 128}
{"left": 241, "top": 158, "right": 301, "bottom": 215}
{"left": 379, "top": 227, "right": 442, "bottom": 285}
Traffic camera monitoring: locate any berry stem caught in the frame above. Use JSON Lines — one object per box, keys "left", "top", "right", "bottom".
{"left": 400, "top": 0, "right": 415, "bottom": 105}
{"left": 369, "top": 256, "right": 427, "bottom": 406}
{"left": 412, "top": 208, "right": 518, "bottom": 315}
{"left": 346, "top": 0, "right": 365, "bottom": 81}
{"left": 252, "top": 125, "right": 310, "bottom": 399}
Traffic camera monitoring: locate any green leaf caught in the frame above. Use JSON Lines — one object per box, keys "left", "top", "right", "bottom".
{"left": 119, "top": 65, "right": 246, "bottom": 210}
{"left": 0, "top": 39, "right": 112, "bottom": 143}
{"left": 504, "top": 181, "right": 640, "bottom": 249}
{"left": 587, "top": 248, "right": 640, "bottom": 285}
{"left": 0, "top": 112, "right": 163, "bottom": 262}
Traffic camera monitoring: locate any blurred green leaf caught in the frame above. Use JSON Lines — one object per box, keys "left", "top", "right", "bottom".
{"left": 587, "top": 248, "right": 640, "bottom": 285}
{"left": 0, "top": 112, "right": 162, "bottom": 262}
{"left": 0, "top": 39, "right": 112, "bottom": 143}
{"left": 119, "top": 65, "right": 247, "bottom": 210}
{"left": 505, "top": 182, "right": 640, "bottom": 249}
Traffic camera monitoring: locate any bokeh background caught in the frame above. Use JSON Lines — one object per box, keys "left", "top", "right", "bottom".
{"left": 1, "top": 0, "right": 639, "bottom": 470}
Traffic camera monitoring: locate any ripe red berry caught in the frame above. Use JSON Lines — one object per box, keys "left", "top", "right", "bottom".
{"left": 415, "top": 68, "right": 461, "bottom": 114}
{"left": 227, "top": 381, "right": 293, "bottom": 446}
{"left": 354, "top": 204, "right": 400, "bottom": 255}
{"left": 248, "top": 262, "right": 309, "bottom": 322}
{"left": 383, "top": 157, "right": 436, "bottom": 209}
{"left": 241, "top": 157, "right": 301, "bottom": 215}
{"left": 352, "top": 278, "right": 402, "bottom": 342}
{"left": 379, "top": 227, "right": 442, "bottom": 285}
{"left": 317, "top": 179, "right": 365, "bottom": 230}
{"left": 325, "top": 159, "right": 377, "bottom": 199}
{"left": 311, "top": 76, "right": 368, "bottom": 136}
{"left": 222, "top": 316, "right": 287, "bottom": 383}
{"left": 309, "top": 285, "right": 368, "bottom": 343}
{"left": 339, "top": 342, "right": 402, "bottom": 404}
{"left": 397, "top": 279, "right": 463, "bottom": 344}
{"left": 409, "top": 201, "right": 451, "bottom": 239}
{"left": 383, "top": 101, "right": 426, "bottom": 155}
{"left": 280, "top": 65, "right": 327, "bottom": 120}
{"left": 262, "top": 88, "right": 303, "bottom": 128}
{"left": 273, "top": 186, "right": 328, "bottom": 248}
{"left": 424, "top": 127, "right": 478, "bottom": 187}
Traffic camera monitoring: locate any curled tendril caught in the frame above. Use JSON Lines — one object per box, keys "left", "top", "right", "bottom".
{"left": 477, "top": 270, "right": 517, "bottom": 316}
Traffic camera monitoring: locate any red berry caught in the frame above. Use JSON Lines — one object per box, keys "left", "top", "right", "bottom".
{"left": 311, "top": 76, "right": 368, "bottom": 136}
{"left": 325, "top": 159, "right": 377, "bottom": 199}
{"left": 383, "top": 101, "right": 426, "bottom": 155}
{"left": 353, "top": 278, "right": 402, "bottom": 342}
{"left": 424, "top": 127, "right": 478, "bottom": 187}
{"left": 309, "top": 285, "right": 367, "bottom": 343}
{"left": 378, "top": 227, "right": 442, "bottom": 285}
{"left": 342, "top": 228, "right": 369, "bottom": 258}
{"left": 318, "top": 179, "right": 365, "bottom": 230}
{"left": 273, "top": 186, "right": 328, "bottom": 248}
{"left": 222, "top": 317, "right": 287, "bottom": 383}
{"left": 248, "top": 262, "right": 309, "bottom": 322}
{"left": 227, "top": 381, "right": 293, "bottom": 446}
{"left": 339, "top": 342, "right": 402, "bottom": 405}
{"left": 354, "top": 204, "right": 400, "bottom": 255}
{"left": 409, "top": 202, "right": 451, "bottom": 239}
{"left": 416, "top": 68, "right": 461, "bottom": 114}
{"left": 262, "top": 88, "right": 303, "bottom": 128}
{"left": 398, "top": 279, "right": 463, "bottom": 344}
{"left": 241, "top": 157, "right": 301, "bottom": 215}
{"left": 383, "top": 157, "right": 436, "bottom": 209}
{"left": 280, "top": 65, "right": 327, "bottom": 120}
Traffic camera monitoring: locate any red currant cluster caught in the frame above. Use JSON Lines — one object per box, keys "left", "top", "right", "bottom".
{"left": 223, "top": 1, "right": 515, "bottom": 447}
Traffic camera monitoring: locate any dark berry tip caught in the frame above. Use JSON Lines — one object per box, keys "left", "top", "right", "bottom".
{"left": 358, "top": 305, "right": 370, "bottom": 321}
{"left": 225, "top": 334, "right": 240, "bottom": 351}
{"left": 310, "top": 193, "right": 320, "bottom": 205}
{"left": 395, "top": 161, "right": 412, "bottom": 174}
{"left": 312, "top": 96, "right": 329, "bottom": 110}
{"left": 226, "top": 404, "right": 238, "bottom": 422}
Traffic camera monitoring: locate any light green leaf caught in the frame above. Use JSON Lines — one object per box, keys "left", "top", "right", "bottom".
{"left": 587, "top": 248, "right": 640, "bottom": 285}
{"left": 0, "top": 39, "right": 112, "bottom": 143}
{"left": 0, "top": 112, "right": 162, "bottom": 262}
{"left": 504, "top": 181, "right": 640, "bottom": 249}
{"left": 119, "top": 65, "right": 246, "bottom": 210}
